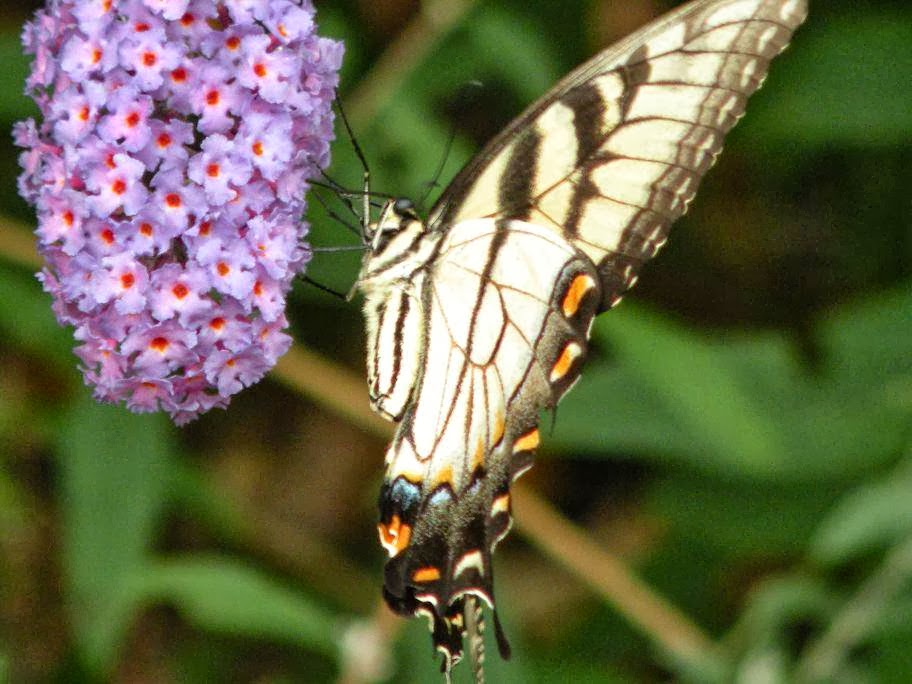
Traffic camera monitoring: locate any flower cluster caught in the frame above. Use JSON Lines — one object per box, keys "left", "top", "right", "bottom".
{"left": 15, "top": 0, "right": 343, "bottom": 423}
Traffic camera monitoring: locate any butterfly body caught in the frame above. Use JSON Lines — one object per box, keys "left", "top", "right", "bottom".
{"left": 354, "top": 0, "right": 808, "bottom": 675}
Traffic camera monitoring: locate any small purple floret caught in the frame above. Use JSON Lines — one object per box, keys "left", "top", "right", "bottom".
{"left": 16, "top": 0, "right": 343, "bottom": 423}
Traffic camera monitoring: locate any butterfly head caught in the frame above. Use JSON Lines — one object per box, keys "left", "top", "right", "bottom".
{"left": 356, "top": 197, "right": 433, "bottom": 293}
{"left": 365, "top": 197, "right": 420, "bottom": 252}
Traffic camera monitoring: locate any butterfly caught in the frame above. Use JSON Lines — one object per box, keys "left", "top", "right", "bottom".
{"left": 351, "top": 0, "right": 808, "bottom": 677}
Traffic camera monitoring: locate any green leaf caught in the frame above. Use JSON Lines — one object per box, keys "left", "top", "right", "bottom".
{"left": 734, "top": 576, "right": 835, "bottom": 650}
{"left": 58, "top": 398, "right": 176, "bottom": 674}
{"left": 810, "top": 464, "right": 912, "bottom": 565}
{"left": 0, "top": 260, "right": 75, "bottom": 371}
{"left": 463, "top": 5, "right": 560, "bottom": 102}
{"left": 530, "top": 660, "right": 628, "bottom": 684}
{"left": 555, "top": 286, "right": 912, "bottom": 483}
{"left": 168, "top": 460, "right": 250, "bottom": 544}
{"left": 648, "top": 473, "right": 838, "bottom": 556}
{"left": 131, "top": 555, "right": 338, "bottom": 658}
{"left": 550, "top": 357, "right": 702, "bottom": 457}
{"left": 558, "top": 306, "right": 791, "bottom": 477}
{"left": 818, "top": 283, "right": 912, "bottom": 386}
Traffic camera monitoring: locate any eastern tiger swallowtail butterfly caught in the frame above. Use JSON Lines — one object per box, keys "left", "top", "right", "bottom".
{"left": 352, "top": 0, "right": 807, "bottom": 677}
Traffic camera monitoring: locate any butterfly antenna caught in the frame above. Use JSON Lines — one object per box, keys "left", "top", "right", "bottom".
{"left": 311, "top": 244, "right": 367, "bottom": 254}
{"left": 302, "top": 275, "right": 347, "bottom": 300}
{"left": 465, "top": 596, "right": 486, "bottom": 684}
{"left": 416, "top": 80, "right": 485, "bottom": 212}
{"left": 316, "top": 172, "right": 362, "bottom": 223}
{"left": 311, "top": 184, "right": 361, "bottom": 237}
{"left": 335, "top": 97, "right": 372, "bottom": 240}
{"left": 417, "top": 125, "right": 456, "bottom": 211}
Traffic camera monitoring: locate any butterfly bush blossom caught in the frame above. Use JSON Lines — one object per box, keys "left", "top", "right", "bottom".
{"left": 15, "top": 0, "right": 343, "bottom": 423}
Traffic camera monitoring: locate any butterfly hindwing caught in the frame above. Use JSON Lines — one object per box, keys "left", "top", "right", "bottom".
{"left": 375, "top": 219, "right": 600, "bottom": 668}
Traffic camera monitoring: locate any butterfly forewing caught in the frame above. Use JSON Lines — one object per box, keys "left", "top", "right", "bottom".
{"left": 357, "top": 0, "right": 808, "bottom": 676}
{"left": 430, "top": 0, "right": 808, "bottom": 309}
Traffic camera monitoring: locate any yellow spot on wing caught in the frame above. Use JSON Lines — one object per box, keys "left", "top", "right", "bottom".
{"left": 513, "top": 428, "right": 540, "bottom": 453}
{"left": 433, "top": 465, "right": 453, "bottom": 487}
{"left": 472, "top": 438, "right": 485, "bottom": 470}
{"left": 561, "top": 274, "right": 595, "bottom": 317}
{"left": 491, "top": 493, "right": 511, "bottom": 515}
{"left": 412, "top": 566, "right": 442, "bottom": 583}
{"left": 492, "top": 412, "right": 505, "bottom": 446}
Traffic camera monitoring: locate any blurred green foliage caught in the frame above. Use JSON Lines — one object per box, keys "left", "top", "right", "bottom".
{"left": 1, "top": 1, "right": 911, "bottom": 682}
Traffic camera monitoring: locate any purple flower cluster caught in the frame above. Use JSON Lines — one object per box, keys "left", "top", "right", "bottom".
{"left": 15, "top": 0, "right": 343, "bottom": 423}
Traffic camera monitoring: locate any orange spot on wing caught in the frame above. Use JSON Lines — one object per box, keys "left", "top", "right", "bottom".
{"left": 513, "top": 428, "right": 540, "bottom": 453}
{"left": 562, "top": 274, "right": 595, "bottom": 317}
{"left": 377, "top": 515, "right": 412, "bottom": 557}
{"left": 412, "top": 566, "right": 441, "bottom": 583}
{"left": 550, "top": 342, "right": 581, "bottom": 382}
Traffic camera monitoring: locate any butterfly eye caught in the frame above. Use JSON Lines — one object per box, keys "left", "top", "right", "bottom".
{"left": 393, "top": 197, "right": 414, "bottom": 215}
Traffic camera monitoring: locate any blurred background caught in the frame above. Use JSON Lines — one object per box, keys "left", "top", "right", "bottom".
{"left": 2, "top": 0, "right": 912, "bottom": 682}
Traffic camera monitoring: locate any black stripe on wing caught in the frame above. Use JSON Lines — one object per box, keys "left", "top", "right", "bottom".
{"left": 428, "top": 0, "right": 808, "bottom": 310}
